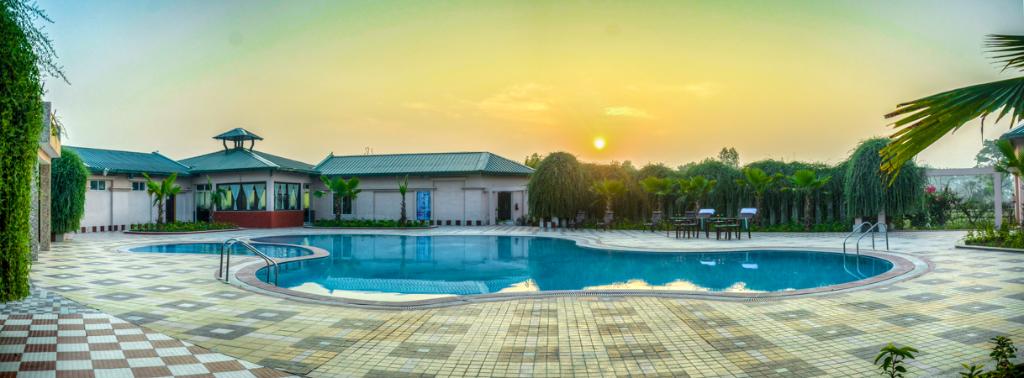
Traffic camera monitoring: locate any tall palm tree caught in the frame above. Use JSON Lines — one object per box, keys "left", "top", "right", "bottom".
{"left": 882, "top": 35, "right": 1024, "bottom": 179}
{"left": 994, "top": 139, "right": 1024, "bottom": 227}
{"left": 786, "top": 169, "right": 831, "bottom": 231}
{"left": 735, "top": 167, "right": 781, "bottom": 225}
{"left": 591, "top": 179, "right": 626, "bottom": 214}
{"left": 639, "top": 176, "right": 672, "bottom": 214}
{"left": 687, "top": 176, "right": 717, "bottom": 212}
{"left": 315, "top": 176, "right": 362, "bottom": 220}
{"left": 142, "top": 173, "right": 181, "bottom": 225}
{"left": 398, "top": 175, "right": 409, "bottom": 225}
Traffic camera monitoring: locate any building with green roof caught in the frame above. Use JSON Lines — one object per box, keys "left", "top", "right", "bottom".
{"left": 314, "top": 152, "right": 532, "bottom": 226}
{"left": 72, "top": 128, "right": 532, "bottom": 230}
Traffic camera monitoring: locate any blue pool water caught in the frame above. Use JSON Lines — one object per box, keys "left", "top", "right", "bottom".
{"left": 251, "top": 235, "right": 893, "bottom": 296}
{"left": 129, "top": 243, "right": 312, "bottom": 259}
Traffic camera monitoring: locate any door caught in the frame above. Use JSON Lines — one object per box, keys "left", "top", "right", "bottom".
{"left": 166, "top": 195, "right": 176, "bottom": 223}
{"left": 497, "top": 192, "right": 512, "bottom": 221}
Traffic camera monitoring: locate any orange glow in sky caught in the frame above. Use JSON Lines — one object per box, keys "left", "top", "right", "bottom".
{"left": 40, "top": 0, "right": 1024, "bottom": 168}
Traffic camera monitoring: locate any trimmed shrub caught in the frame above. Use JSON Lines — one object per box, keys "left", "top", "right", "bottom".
{"left": 50, "top": 148, "right": 88, "bottom": 235}
{"left": 0, "top": 2, "right": 45, "bottom": 302}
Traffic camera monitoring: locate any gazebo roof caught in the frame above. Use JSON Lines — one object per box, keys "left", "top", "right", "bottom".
{"left": 213, "top": 128, "right": 263, "bottom": 142}
{"left": 1000, "top": 123, "right": 1024, "bottom": 141}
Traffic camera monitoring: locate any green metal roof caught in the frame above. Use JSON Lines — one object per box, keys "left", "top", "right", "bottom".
{"left": 213, "top": 128, "right": 263, "bottom": 141}
{"left": 316, "top": 152, "right": 533, "bottom": 177}
{"left": 179, "top": 148, "right": 316, "bottom": 174}
{"left": 1001, "top": 123, "right": 1024, "bottom": 140}
{"left": 64, "top": 146, "right": 191, "bottom": 176}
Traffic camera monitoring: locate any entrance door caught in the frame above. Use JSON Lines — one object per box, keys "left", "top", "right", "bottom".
{"left": 166, "top": 195, "right": 176, "bottom": 223}
{"left": 497, "top": 192, "right": 512, "bottom": 222}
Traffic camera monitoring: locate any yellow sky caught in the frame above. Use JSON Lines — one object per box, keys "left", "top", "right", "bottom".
{"left": 40, "top": 0, "right": 1024, "bottom": 168}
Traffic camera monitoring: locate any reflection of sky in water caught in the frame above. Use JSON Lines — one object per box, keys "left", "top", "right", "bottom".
{"left": 253, "top": 235, "right": 892, "bottom": 298}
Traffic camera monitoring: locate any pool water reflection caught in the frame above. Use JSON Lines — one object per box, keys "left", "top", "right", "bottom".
{"left": 251, "top": 235, "right": 893, "bottom": 299}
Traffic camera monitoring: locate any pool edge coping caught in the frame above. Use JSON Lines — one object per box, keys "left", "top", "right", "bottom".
{"left": 224, "top": 232, "right": 928, "bottom": 310}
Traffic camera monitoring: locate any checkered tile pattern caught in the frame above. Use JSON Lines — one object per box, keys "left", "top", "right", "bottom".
{"left": 23, "top": 228, "right": 1024, "bottom": 377}
{"left": 0, "top": 289, "right": 293, "bottom": 377}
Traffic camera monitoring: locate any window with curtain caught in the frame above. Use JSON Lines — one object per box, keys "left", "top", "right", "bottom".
{"left": 216, "top": 182, "right": 267, "bottom": 211}
{"left": 274, "top": 182, "right": 300, "bottom": 210}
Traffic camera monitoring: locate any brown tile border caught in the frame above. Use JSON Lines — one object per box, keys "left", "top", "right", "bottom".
{"left": 226, "top": 233, "right": 930, "bottom": 310}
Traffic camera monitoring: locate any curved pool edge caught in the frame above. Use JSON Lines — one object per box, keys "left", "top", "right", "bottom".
{"left": 230, "top": 233, "right": 930, "bottom": 310}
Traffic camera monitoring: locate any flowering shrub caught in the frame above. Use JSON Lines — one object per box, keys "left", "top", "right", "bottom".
{"left": 313, "top": 219, "right": 430, "bottom": 228}
{"left": 130, "top": 222, "right": 237, "bottom": 232}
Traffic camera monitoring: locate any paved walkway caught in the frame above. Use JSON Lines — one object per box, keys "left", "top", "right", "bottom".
{"left": 0, "top": 288, "right": 293, "bottom": 377}
{"left": 15, "top": 227, "right": 1024, "bottom": 377}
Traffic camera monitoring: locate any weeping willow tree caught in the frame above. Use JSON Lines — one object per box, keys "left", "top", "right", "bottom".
{"left": 844, "top": 138, "right": 925, "bottom": 224}
{"left": 527, "top": 152, "right": 588, "bottom": 221}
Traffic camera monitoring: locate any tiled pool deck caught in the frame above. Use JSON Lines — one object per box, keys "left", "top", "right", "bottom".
{"left": 10, "top": 227, "right": 1024, "bottom": 377}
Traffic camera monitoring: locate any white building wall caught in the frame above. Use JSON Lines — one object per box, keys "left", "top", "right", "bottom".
{"left": 310, "top": 174, "right": 528, "bottom": 225}
{"left": 81, "top": 173, "right": 194, "bottom": 231}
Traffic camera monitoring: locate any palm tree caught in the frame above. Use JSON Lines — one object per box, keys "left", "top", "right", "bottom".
{"left": 591, "top": 179, "right": 626, "bottom": 215}
{"left": 639, "top": 176, "right": 672, "bottom": 215}
{"left": 205, "top": 176, "right": 228, "bottom": 222}
{"left": 882, "top": 35, "right": 1024, "bottom": 179}
{"left": 687, "top": 176, "right": 717, "bottom": 212}
{"left": 142, "top": 173, "right": 181, "bottom": 225}
{"left": 398, "top": 175, "right": 409, "bottom": 226}
{"left": 786, "top": 169, "right": 831, "bottom": 231}
{"left": 994, "top": 139, "right": 1024, "bottom": 227}
{"left": 315, "top": 176, "right": 362, "bottom": 220}
{"left": 735, "top": 167, "right": 781, "bottom": 225}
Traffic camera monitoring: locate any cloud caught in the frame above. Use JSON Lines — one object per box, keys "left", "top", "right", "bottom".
{"left": 476, "top": 83, "right": 554, "bottom": 124}
{"left": 604, "top": 106, "right": 653, "bottom": 119}
{"left": 628, "top": 82, "right": 720, "bottom": 98}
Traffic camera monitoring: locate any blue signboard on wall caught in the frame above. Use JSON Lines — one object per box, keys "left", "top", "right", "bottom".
{"left": 416, "top": 191, "right": 431, "bottom": 221}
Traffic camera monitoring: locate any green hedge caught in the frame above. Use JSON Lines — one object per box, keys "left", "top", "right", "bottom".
{"left": 312, "top": 219, "right": 429, "bottom": 228}
{"left": 50, "top": 148, "right": 87, "bottom": 235}
{"left": 0, "top": 3, "right": 45, "bottom": 302}
{"left": 130, "top": 222, "right": 237, "bottom": 233}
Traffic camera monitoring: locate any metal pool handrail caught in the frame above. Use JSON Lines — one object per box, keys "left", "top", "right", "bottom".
{"left": 854, "top": 222, "right": 888, "bottom": 255}
{"left": 218, "top": 238, "right": 279, "bottom": 286}
{"left": 842, "top": 222, "right": 872, "bottom": 254}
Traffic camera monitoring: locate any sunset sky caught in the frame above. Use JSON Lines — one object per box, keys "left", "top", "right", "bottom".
{"left": 39, "top": 0, "right": 1024, "bottom": 169}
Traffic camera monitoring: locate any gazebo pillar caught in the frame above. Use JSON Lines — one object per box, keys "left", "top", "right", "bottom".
{"left": 994, "top": 172, "right": 1003, "bottom": 228}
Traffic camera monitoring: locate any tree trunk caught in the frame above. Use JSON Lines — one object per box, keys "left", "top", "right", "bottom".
{"left": 755, "top": 195, "right": 763, "bottom": 226}
{"left": 804, "top": 194, "right": 813, "bottom": 231}
{"left": 156, "top": 197, "right": 165, "bottom": 225}
{"left": 400, "top": 197, "right": 407, "bottom": 225}
{"left": 333, "top": 195, "right": 342, "bottom": 221}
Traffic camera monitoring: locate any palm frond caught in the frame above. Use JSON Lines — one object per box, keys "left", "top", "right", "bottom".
{"left": 881, "top": 76, "right": 1024, "bottom": 178}
{"left": 987, "top": 34, "right": 1024, "bottom": 72}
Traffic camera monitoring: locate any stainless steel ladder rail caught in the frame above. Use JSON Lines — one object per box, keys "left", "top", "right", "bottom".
{"left": 842, "top": 222, "right": 872, "bottom": 254}
{"left": 218, "top": 238, "right": 279, "bottom": 286}
{"left": 854, "top": 222, "right": 888, "bottom": 255}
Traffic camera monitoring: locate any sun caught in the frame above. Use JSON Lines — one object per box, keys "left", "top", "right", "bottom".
{"left": 593, "top": 137, "right": 606, "bottom": 150}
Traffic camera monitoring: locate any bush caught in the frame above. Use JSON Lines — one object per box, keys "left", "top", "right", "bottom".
{"left": 50, "top": 148, "right": 87, "bottom": 235}
{"left": 130, "top": 221, "right": 237, "bottom": 233}
{"left": 964, "top": 223, "right": 1024, "bottom": 249}
{"left": 0, "top": 2, "right": 46, "bottom": 302}
{"left": 312, "top": 219, "right": 429, "bottom": 228}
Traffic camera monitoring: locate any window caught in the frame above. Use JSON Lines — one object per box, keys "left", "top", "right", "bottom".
{"left": 274, "top": 182, "right": 301, "bottom": 211}
{"left": 215, "top": 182, "right": 267, "bottom": 211}
{"left": 343, "top": 196, "right": 353, "bottom": 215}
{"left": 89, "top": 180, "right": 107, "bottom": 191}
{"left": 195, "top": 184, "right": 211, "bottom": 210}
{"left": 131, "top": 182, "right": 146, "bottom": 191}
{"left": 303, "top": 184, "right": 310, "bottom": 209}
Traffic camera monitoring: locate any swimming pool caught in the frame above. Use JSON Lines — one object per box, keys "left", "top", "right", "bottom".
{"left": 249, "top": 235, "right": 894, "bottom": 300}
{"left": 128, "top": 242, "right": 313, "bottom": 259}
